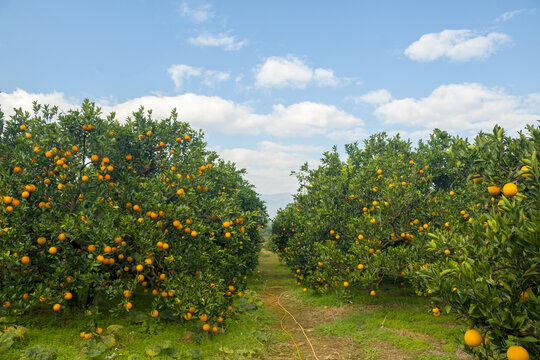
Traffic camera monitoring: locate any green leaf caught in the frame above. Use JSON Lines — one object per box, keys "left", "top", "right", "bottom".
{"left": 167, "top": 347, "right": 182, "bottom": 358}
{"left": 24, "top": 345, "right": 58, "bottom": 360}
{"left": 86, "top": 343, "right": 106, "bottom": 358}
{"left": 106, "top": 324, "right": 123, "bottom": 333}
{"left": 101, "top": 334, "right": 116, "bottom": 349}
{"left": 145, "top": 344, "right": 162, "bottom": 357}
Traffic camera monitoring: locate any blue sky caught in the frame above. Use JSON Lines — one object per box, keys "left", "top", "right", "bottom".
{"left": 1, "top": 1, "right": 539, "bottom": 214}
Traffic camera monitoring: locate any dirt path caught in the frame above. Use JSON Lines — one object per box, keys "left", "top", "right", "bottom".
{"left": 255, "top": 250, "right": 364, "bottom": 360}
{"left": 253, "top": 250, "right": 469, "bottom": 360}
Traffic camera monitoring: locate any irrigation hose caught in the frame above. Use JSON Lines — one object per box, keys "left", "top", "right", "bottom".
{"left": 267, "top": 292, "right": 320, "bottom": 360}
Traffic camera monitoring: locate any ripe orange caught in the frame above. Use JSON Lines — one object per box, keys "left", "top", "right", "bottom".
{"left": 123, "top": 290, "right": 131, "bottom": 298}
{"left": 88, "top": 245, "right": 96, "bottom": 252}
{"left": 507, "top": 346, "right": 529, "bottom": 360}
{"left": 64, "top": 292, "right": 73, "bottom": 300}
{"left": 202, "top": 324, "right": 210, "bottom": 331}
{"left": 91, "top": 154, "right": 99, "bottom": 162}
{"left": 343, "top": 281, "right": 349, "bottom": 287}
{"left": 520, "top": 165, "right": 532, "bottom": 177}
{"left": 357, "top": 264, "right": 364, "bottom": 270}
{"left": 200, "top": 314, "right": 208, "bottom": 322}
{"left": 126, "top": 302, "right": 133, "bottom": 310}
{"left": 49, "top": 247, "right": 58, "bottom": 254}
{"left": 21, "top": 256, "right": 30, "bottom": 264}
{"left": 96, "top": 327, "right": 103, "bottom": 334}
{"left": 502, "top": 183, "right": 518, "bottom": 197}
{"left": 58, "top": 233, "right": 66, "bottom": 241}
{"left": 464, "top": 329, "right": 482, "bottom": 347}
{"left": 150, "top": 309, "right": 159, "bottom": 318}
{"left": 53, "top": 303, "right": 61, "bottom": 311}
{"left": 370, "top": 290, "right": 376, "bottom": 296}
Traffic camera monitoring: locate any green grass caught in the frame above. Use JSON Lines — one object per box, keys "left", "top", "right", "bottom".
{"left": 1, "top": 250, "right": 469, "bottom": 359}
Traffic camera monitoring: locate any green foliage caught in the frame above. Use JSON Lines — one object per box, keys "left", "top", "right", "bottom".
{"left": 271, "top": 125, "right": 539, "bottom": 359}
{"left": 0, "top": 100, "right": 267, "bottom": 330}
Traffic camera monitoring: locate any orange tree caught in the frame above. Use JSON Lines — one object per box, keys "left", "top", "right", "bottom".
{"left": 271, "top": 125, "right": 538, "bottom": 359}
{"left": 0, "top": 100, "right": 267, "bottom": 333}
{"left": 418, "top": 126, "right": 539, "bottom": 359}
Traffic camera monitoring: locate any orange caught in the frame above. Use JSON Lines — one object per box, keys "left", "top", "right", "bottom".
{"left": 87, "top": 245, "right": 96, "bottom": 252}
{"left": 370, "top": 290, "right": 376, "bottom": 296}
{"left": 96, "top": 328, "right": 103, "bottom": 334}
{"left": 502, "top": 183, "right": 518, "bottom": 197}
{"left": 357, "top": 264, "right": 364, "bottom": 270}
{"left": 464, "top": 329, "right": 482, "bottom": 347}
{"left": 200, "top": 314, "right": 208, "bottom": 322}
{"left": 507, "top": 346, "right": 529, "bottom": 360}
{"left": 49, "top": 247, "right": 58, "bottom": 254}
{"left": 520, "top": 165, "right": 533, "bottom": 177}
{"left": 150, "top": 309, "right": 159, "bottom": 318}
{"left": 449, "top": 191, "right": 455, "bottom": 196}
{"left": 184, "top": 312, "right": 192, "bottom": 320}
{"left": 58, "top": 233, "right": 66, "bottom": 241}
{"left": 444, "top": 249, "right": 450, "bottom": 255}
{"left": 91, "top": 154, "right": 99, "bottom": 162}
{"left": 81, "top": 175, "right": 89, "bottom": 182}
{"left": 123, "top": 290, "right": 131, "bottom": 298}
{"left": 202, "top": 324, "right": 210, "bottom": 331}
{"left": 126, "top": 302, "right": 133, "bottom": 310}
{"left": 343, "top": 281, "right": 349, "bottom": 288}
{"left": 64, "top": 292, "right": 73, "bottom": 300}
{"left": 21, "top": 256, "right": 30, "bottom": 264}
{"left": 53, "top": 303, "right": 61, "bottom": 311}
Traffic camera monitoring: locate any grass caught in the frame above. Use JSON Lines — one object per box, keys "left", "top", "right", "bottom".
{"left": 1, "top": 250, "right": 469, "bottom": 359}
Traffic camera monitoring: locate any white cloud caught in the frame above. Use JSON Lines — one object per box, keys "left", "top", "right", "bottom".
{"left": 0, "top": 89, "right": 78, "bottom": 115}
{"left": 221, "top": 141, "right": 323, "bottom": 194}
{"left": 327, "top": 127, "right": 368, "bottom": 142}
{"left": 187, "top": 33, "right": 248, "bottom": 51}
{"left": 201, "top": 70, "right": 230, "bottom": 86}
{"left": 255, "top": 56, "right": 341, "bottom": 88}
{"left": 404, "top": 29, "right": 511, "bottom": 62}
{"left": 495, "top": 9, "right": 526, "bottom": 23}
{"left": 367, "top": 83, "right": 539, "bottom": 134}
{"left": 167, "top": 65, "right": 202, "bottom": 90}
{"left": 180, "top": 2, "right": 213, "bottom": 22}
{"left": 353, "top": 89, "right": 393, "bottom": 105}
{"left": 167, "top": 64, "right": 230, "bottom": 90}
{"left": 0, "top": 89, "right": 363, "bottom": 139}
{"left": 265, "top": 102, "right": 362, "bottom": 137}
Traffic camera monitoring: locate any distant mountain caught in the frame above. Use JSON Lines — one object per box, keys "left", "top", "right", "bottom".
{"left": 260, "top": 193, "right": 293, "bottom": 219}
